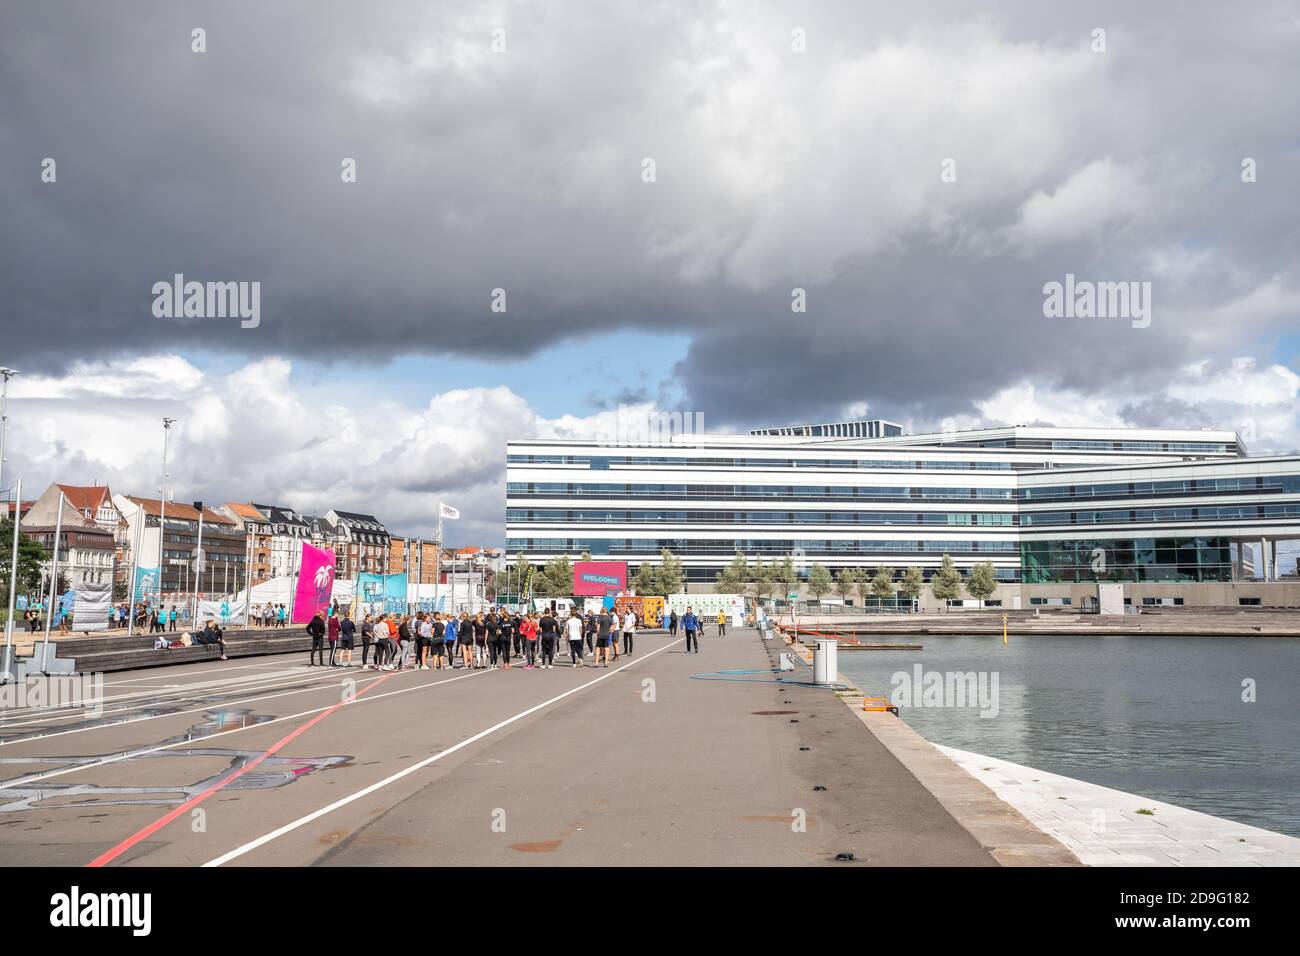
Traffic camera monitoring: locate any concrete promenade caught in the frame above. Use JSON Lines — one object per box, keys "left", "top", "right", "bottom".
{"left": 940, "top": 747, "right": 1300, "bottom": 866}
{"left": 0, "top": 628, "right": 1043, "bottom": 866}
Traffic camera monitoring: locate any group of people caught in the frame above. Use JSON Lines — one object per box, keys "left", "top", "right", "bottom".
{"left": 101, "top": 601, "right": 185, "bottom": 631}
{"left": 251, "top": 603, "right": 290, "bottom": 628}
{"left": 303, "top": 604, "right": 713, "bottom": 671}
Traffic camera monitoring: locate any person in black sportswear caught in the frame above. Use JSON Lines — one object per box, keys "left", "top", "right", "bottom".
{"left": 498, "top": 611, "right": 514, "bottom": 668}
{"left": 307, "top": 611, "right": 327, "bottom": 666}
{"left": 538, "top": 611, "right": 559, "bottom": 669}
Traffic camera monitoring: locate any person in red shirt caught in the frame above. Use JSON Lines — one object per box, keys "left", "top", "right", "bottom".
{"left": 520, "top": 613, "right": 539, "bottom": 669}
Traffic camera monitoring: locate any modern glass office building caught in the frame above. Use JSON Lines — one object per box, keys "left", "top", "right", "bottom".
{"left": 505, "top": 421, "right": 1300, "bottom": 592}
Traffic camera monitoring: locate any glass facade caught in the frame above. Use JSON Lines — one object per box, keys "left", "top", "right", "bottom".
{"left": 1020, "top": 537, "right": 1235, "bottom": 583}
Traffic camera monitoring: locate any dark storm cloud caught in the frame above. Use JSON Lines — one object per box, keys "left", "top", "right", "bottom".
{"left": 2, "top": 0, "right": 1298, "bottom": 428}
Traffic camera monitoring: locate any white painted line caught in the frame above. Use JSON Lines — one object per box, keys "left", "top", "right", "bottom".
{"left": 204, "top": 639, "right": 683, "bottom": 867}
{"left": 97, "top": 659, "right": 303, "bottom": 686}
{"left": 0, "top": 668, "right": 383, "bottom": 744}
{"left": 0, "top": 668, "right": 491, "bottom": 790}
{"left": 0, "top": 668, "right": 328, "bottom": 725}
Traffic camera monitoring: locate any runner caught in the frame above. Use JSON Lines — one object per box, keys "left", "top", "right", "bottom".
{"left": 610, "top": 607, "right": 621, "bottom": 660}
{"left": 566, "top": 611, "right": 584, "bottom": 666}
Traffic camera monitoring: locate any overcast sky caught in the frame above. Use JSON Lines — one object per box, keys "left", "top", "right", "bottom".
{"left": 2, "top": 1, "right": 1298, "bottom": 547}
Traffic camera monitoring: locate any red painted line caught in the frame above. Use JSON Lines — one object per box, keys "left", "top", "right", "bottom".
{"left": 87, "top": 673, "right": 394, "bottom": 868}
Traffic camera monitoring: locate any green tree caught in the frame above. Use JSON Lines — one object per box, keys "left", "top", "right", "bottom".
{"left": 714, "top": 551, "right": 748, "bottom": 593}
{"left": 579, "top": 550, "right": 593, "bottom": 561}
{"left": 745, "top": 556, "right": 772, "bottom": 602}
{"left": 653, "top": 548, "right": 684, "bottom": 596}
{"left": 633, "top": 562, "right": 658, "bottom": 595}
{"left": 772, "top": 555, "right": 798, "bottom": 599}
{"left": 0, "top": 517, "right": 46, "bottom": 599}
{"left": 871, "top": 566, "right": 896, "bottom": 603}
{"left": 512, "top": 552, "right": 533, "bottom": 599}
{"left": 931, "top": 554, "right": 963, "bottom": 607}
{"left": 807, "top": 563, "right": 832, "bottom": 600}
{"left": 835, "top": 568, "right": 858, "bottom": 601}
{"left": 535, "top": 555, "right": 573, "bottom": 596}
{"left": 898, "top": 566, "right": 925, "bottom": 607}
{"left": 966, "top": 561, "right": 999, "bottom": 608}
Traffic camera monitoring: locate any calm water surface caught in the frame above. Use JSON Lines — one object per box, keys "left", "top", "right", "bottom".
{"left": 834, "top": 634, "right": 1300, "bottom": 837}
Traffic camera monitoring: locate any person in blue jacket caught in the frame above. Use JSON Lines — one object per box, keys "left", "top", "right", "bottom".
{"left": 443, "top": 613, "right": 458, "bottom": 669}
{"left": 681, "top": 607, "right": 700, "bottom": 653}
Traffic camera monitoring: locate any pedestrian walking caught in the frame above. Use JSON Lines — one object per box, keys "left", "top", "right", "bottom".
{"left": 682, "top": 606, "right": 700, "bottom": 653}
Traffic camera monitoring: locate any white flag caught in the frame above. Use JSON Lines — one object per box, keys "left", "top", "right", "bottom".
{"left": 439, "top": 503, "right": 460, "bottom": 520}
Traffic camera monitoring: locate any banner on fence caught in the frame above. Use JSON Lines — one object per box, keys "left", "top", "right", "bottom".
{"left": 71, "top": 581, "right": 112, "bottom": 632}
{"left": 198, "top": 598, "right": 248, "bottom": 627}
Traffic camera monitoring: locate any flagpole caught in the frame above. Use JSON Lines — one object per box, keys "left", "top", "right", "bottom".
{"left": 126, "top": 500, "right": 143, "bottom": 637}
{"left": 39, "top": 490, "right": 65, "bottom": 661}
{"left": 434, "top": 507, "right": 442, "bottom": 613}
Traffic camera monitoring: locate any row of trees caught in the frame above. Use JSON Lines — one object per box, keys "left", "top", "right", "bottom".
{"left": 519, "top": 549, "right": 688, "bottom": 599}
{"left": 715, "top": 552, "right": 1000, "bottom": 606}
{"left": 506, "top": 548, "right": 1001, "bottom": 607}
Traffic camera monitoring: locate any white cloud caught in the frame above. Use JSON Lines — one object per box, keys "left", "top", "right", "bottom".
{"left": 1010, "top": 158, "right": 1151, "bottom": 249}
{"left": 0, "top": 355, "right": 669, "bottom": 547}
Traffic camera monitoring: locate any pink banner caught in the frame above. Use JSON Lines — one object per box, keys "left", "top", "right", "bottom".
{"left": 292, "top": 542, "right": 336, "bottom": 623}
{"left": 572, "top": 560, "right": 627, "bottom": 596}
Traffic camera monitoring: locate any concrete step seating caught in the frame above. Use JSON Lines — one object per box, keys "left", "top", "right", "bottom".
{"left": 48, "top": 627, "right": 314, "bottom": 673}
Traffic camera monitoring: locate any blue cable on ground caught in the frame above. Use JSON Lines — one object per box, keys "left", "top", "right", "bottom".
{"left": 688, "top": 662, "right": 851, "bottom": 692}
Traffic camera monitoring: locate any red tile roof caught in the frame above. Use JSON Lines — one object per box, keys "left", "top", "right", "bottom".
{"left": 126, "top": 496, "right": 236, "bottom": 525}
{"left": 56, "top": 484, "right": 112, "bottom": 513}
{"left": 223, "top": 501, "right": 266, "bottom": 521}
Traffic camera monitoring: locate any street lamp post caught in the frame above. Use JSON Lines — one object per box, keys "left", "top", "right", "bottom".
{"left": 2, "top": 478, "right": 21, "bottom": 682}
{"left": 0, "top": 367, "right": 18, "bottom": 502}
